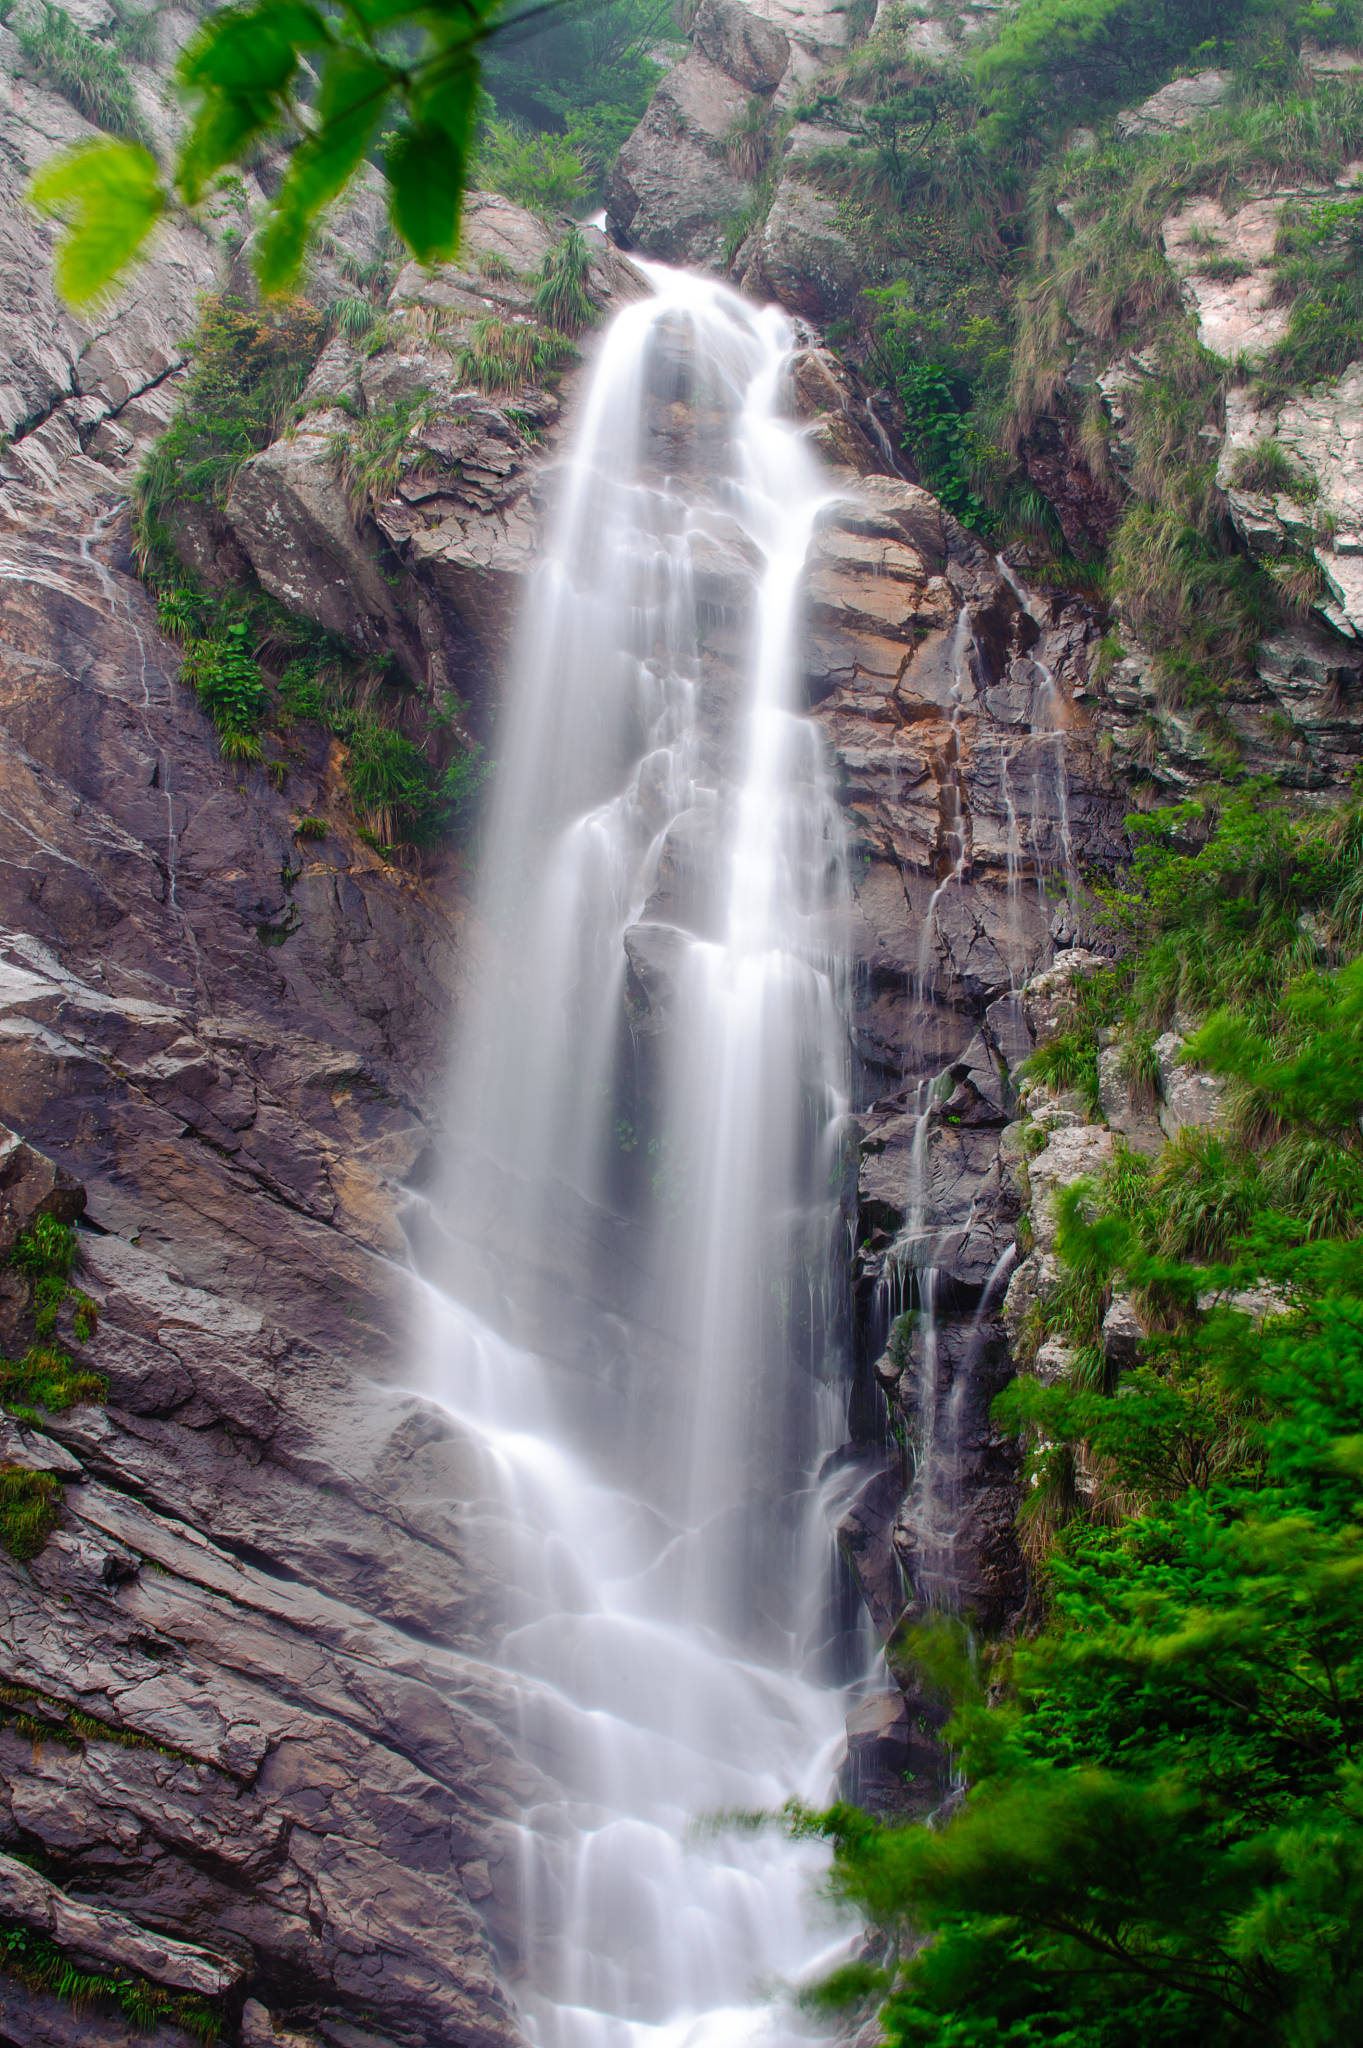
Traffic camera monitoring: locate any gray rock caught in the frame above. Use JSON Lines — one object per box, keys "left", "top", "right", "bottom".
{"left": 692, "top": 0, "right": 789, "bottom": 89}
{"left": 1117, "top": 69, "right": 1231, "bottom": 137}
{"left": 608, "top": 49, "right": 756, "bottom": 264}
{"left": 0, "top": 1848, "right": 241, "bottom": 1995}
{"left": 1155, "top": 1031, "right": 1226, "bottom": 1137}
{"left": 1096, "top": 1042, "right": 1163, "bottom": 1154}
{"left": 742, "top": 176, "right": 865, "bottom": 319}
{"left": 1102, "top": 1293, "right": 1145, "bottom": 1368}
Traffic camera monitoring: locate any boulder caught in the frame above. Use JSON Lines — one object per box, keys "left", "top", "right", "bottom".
{"left": 0, "top": 1123, "right": 84, "bottom": 1255}
{"left": 742, "top": 176, "right": 865, "bottom": 319}
{"left": 1154, "top": 1032, "right": 1226, "bottom": 1137}
{"left": 607, "top": 49, "right": 757, "bottom": 265}
{"left": 1117, "top": 69, "right": 1231, "bottom": 137}
{"left": 692, "top": 0, "right": 789, "bottom": 89}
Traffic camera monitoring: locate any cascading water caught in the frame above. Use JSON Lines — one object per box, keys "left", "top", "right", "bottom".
{"left": 410, "top": 266, "right": 866, "bottom": 2047}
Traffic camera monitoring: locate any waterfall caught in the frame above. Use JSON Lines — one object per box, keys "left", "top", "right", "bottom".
{"left": 410, "top": 266, "right": 863, "bottom": 2047}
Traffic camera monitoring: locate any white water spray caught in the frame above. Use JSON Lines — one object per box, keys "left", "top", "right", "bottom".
{"left": 414, "top": 268, "right": 863, "bottom": 2048}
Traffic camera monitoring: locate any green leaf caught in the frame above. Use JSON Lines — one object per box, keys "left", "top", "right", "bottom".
{"left": 385, "top": 86, "right": 477, "bottom": 265}
{"left": 415, "top": 45, "right": 483, "bottom": 150}
{"left": 178, "top": 1, "right": 330, "bottom": 93}
{"left": 175, "top": 1, "right": 332, "bottom": 203}
{"left": 28, "top": 140, "right": 165, "bottom": 308}
{"left": 256, "top": 47, "right": 394, "bottom": 293}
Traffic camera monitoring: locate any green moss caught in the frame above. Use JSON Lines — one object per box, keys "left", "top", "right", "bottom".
{"left": 0, "top": 1469, "right": 62, "bottom": 1562}
{"left": 0, "top": 1348, "right": 105, "bottom": 1414}
{"left": 0, "top": 1924, "right": 224, "bottom": 2041}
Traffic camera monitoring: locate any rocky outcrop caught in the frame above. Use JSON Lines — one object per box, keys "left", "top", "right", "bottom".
{"left": 0, "top": 31, "right": 555, "bottom": 2035}
{"left": 0, "top": 402, "right": 539, "bottom": 2037}
{"left": 221, "top": 197, "right": 647, "bottom": 694}
{"left": 799, "top": 427, "right": 1127, "bottom": 1649}
{"left": 1092, "top": 621, "right": 1363, "bottom": 797}
{"left": 1159, "top": 164, "right": 1363, "bottom": 640}
{"left": 607, "top": 0, "right": 854, "bottom": 268}
{"left": 1117, "top": 68, "right": 1231, "bottom": 137}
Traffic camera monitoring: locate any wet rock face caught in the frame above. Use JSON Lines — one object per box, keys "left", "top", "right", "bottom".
{"left": 0, "top": 43, "right": 539, "bottom": 2021}
{"left": 796, "top": 446, "right": 1126, "bottom": 1648}
{"left": 0, "top": 438, "right": 535, "bottom": 2039}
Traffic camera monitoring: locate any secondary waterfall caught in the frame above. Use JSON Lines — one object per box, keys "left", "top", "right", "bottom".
{"left": 411, "top": 266, "right": 864, "bottom": 2047}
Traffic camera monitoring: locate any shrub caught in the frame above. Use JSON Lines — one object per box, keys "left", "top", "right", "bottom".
{"left": 328, "top": 396, "right": 433, "bottom": 520}
{"left": 479, "top": 120, "right": 593, "bottom": 216}
{"left": 18, "top": 3, "right": 148, "bottom": 144}
{"left": 0, "top": 1346, "right": 106, "bottom": 1412}
{"left": 1266, "top": 188, "right": 1363, "bottom": 391}
{"left": 292, "top": 814, "right": 328, "bottom": 840}
{"left": 133, "top": 296, "right": 328, "bottom": 552}
{"left": 456, "top": 316, "right": 572, "bottom": 393}
{"left": 179, "top": 621, "right": 267, "bottom": 739}
{"left": 331, "top": 294, "right": 381, "bottom": 343}
{"left": 107, "top": 0, "right": 159, "bottom": 65}
{"left": 532, "top": 227, "right": 598, "bottom": 337}
{"left": 1229, "top": 438, "right": 1318, "bottom": 499}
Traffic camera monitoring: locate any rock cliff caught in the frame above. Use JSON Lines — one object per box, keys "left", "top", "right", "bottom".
{"left": 0, "top": 0, "right": 1240, "bottom": 2036}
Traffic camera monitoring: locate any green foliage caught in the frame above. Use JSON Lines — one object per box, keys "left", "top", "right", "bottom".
{"left": 1021, "top": 1022, "right": 1103, "bottom": 1114}
{"left": 456, "top": 316, "right": 572, "bottom": 393}
{"left": 4, "top": 1215, "right": 102, "bottom": 1390}
{"left": 480, "top": 0, "right": 671, "bottom": 181}
{"left": 1229, "top": 438, "right": 1318, "bottom": 499}
{"left": 331, "top": 293, "right": 381, "bottom": 344}
{"left": 1265, "top": 188, "right": 1363, "bottom": 392}
{"left": 532, "top": 226, "right": 599, "bottom": 338}
{"left": 0, "top": 1924, "right": 224, "bottom": 2040}
{"left": 0, "top": 1349, "right": 106, "bottom": 1413}
{"left": 107, "top": 0, "right": 160, "bottom": 67}
{"left": 810, "top": 1177, "right": 1363, "bottom": 2044}
{"left": 340, "top": 716, "right": 487, "bottom": 847}
{"left": 894, "top": 362, "right": 996, "bottom": 532}
{"left": 9, "top": 1216, "right": 76, "bottom": 1286}
{"left": 18, "top": 3, "right": 148, "bottom": 143}
{"left": 976, "top": 0, "right": 1261, "bottom": 143}
{"left": 134, "top": 295, "right": 327, "bottom": 546}
{"left": 0, "top": 1468, "right": 62, "bottom": 1562}
{"left": 328, "top": 396, "right": 434, "bottom": 520}
{"left": 1018, "top": 967, "right": 1126, "bottom": 1116}
{"left": 291, "top": 814, "right": 328, "bottom": 840}
{"left": 180, "top": 620, "right": 268, "bottom": 743}
{"left": 127, "top": 292, "right": 487, "bottom": 822}
{"left": 478, "top": 118, "right": 594, "bottom": 216}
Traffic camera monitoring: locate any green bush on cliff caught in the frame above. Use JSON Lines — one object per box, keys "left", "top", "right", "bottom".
{"left": 136, "top": 296, "right": 484, "bottom": 850}
{"left": 803, "top": 783, "right": 1363, "bottom": 2046}
{"left": 478, "top": 120, "right": 595, "bottom": 217}
{"left": 18, "top": 3, "right": 148, "bottom": 146}
{"left": 134, "top": 297, "right": 328, "bottom": 552}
